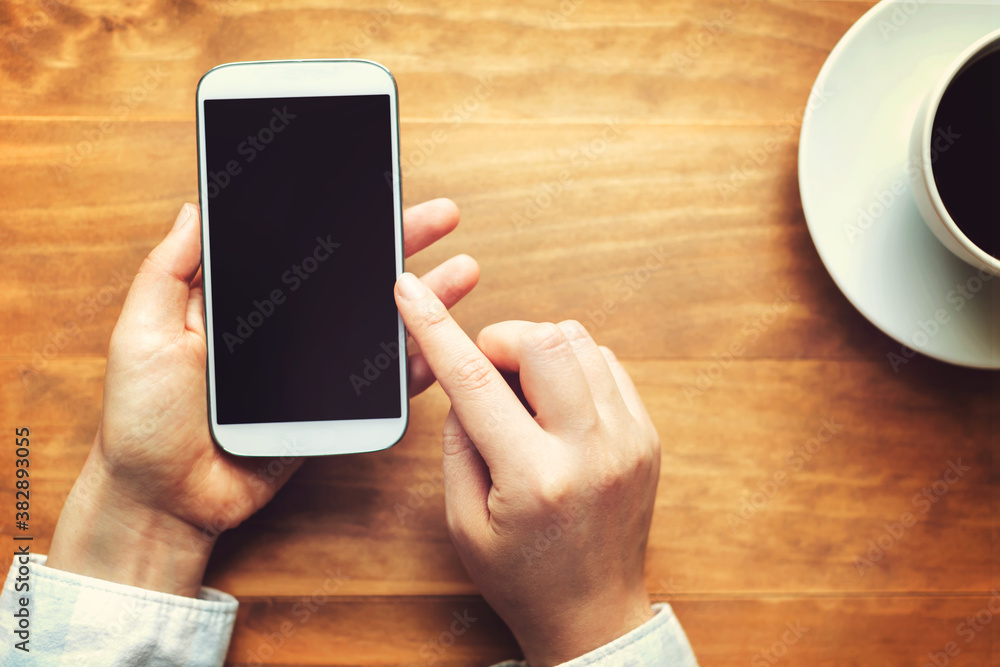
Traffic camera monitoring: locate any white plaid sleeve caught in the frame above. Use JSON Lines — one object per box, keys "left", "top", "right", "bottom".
{"left": 0, "top": 553, "right": 237, "bottom": 666}
{"left": 0, "top": 554, "right": 698, "bottom": 666}
{"left": 490, "top": 603, "right": 700, "bottom": 667}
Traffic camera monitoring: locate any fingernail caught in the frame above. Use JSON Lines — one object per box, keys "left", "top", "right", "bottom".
{"left": 396, "top": 272, "right": 426, "bottom": 301}
{"left": 172, "top": 204, "right": 195, "bottom": 231}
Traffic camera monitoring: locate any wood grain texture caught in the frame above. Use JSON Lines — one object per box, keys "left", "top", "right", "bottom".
{"left": 3, "top": 0, "right": 999, "bottom": 664}
{"left": 0, "top": 0, "right": 868, "bottom": 122}
{"left": 1, "top": 120, "right": 890, "bottom": 361}
{"left": 223, "top": 596, "right": 1000, "bottom": 666}
{"left": 3, "top": 357, "right": 995, "bottom": 596}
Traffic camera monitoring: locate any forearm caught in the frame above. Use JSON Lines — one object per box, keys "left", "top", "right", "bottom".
{"left": 47, "top": 446, "right": 215, "bottom": 598}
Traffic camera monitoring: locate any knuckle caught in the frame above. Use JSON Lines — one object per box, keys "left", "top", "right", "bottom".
{"left": 587, "top": 445, "right": 651, "bottom": 497}
{"left": 592, "top": 461, "right": 629, "bottom": 496}
{"left": 137, "top": 255, "right": 158, "bottom": 275}
{"left": 534, "top": 471, "right": 574, "bottom": 510}
{"left": 139, "top": 245, "right": 175, "bottom": 280}
{"left": 441, "top": 431, "right": 465, "bottom": 456}
{"left": 579, "top": 410, "right": 604, "bottom": 440}
{"left": 413, "top": 299, "right": 451, "bottom": 332}
{"left": 557, "top": 319, "right": 590, "bottom": 342}
{"left": 442, "top": 424, "right": 471, "bottom": 457}
{"left": 521, "top": 322, "right": 569, "bottom": 356}
{"left": 447, "top": 353, "right": 496, "bottom": 393}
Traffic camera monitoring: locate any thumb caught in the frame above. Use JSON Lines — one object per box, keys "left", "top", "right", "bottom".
{"left": 117, "top": 204, "right": 202, "bottom": 341}
{"left": 442, "top": 407, "right": 492, "bottom": 544}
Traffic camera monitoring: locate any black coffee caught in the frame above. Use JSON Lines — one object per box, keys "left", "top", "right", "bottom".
{"left": 931, "top": 47, "right": 1000, "bottom": 259}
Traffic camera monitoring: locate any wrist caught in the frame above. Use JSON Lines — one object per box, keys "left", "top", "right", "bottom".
{"left": 517, "top": 592, "right": 655, "bottom": 667}
{"left": 47, "top": 447, "right": 215, "bottom": 598}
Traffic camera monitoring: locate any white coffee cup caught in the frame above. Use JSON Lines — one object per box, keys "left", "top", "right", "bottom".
{"left": 909, "top": 27, "right": 1000, "bottom": 277}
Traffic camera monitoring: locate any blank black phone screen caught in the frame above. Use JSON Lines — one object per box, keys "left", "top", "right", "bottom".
{"left": 203, "top": 94, "right": 400, "bottom": 424}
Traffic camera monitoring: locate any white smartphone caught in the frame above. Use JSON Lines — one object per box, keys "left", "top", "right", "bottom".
{"left": 196, "top": 60, "right": 407, "bottom": 457}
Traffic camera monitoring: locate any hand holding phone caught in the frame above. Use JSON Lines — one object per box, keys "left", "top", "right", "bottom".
{"left": 46, "top": 199, "right": 477, "bottom": 597}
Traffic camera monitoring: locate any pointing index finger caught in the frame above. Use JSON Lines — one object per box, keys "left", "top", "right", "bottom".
{"left": 394, "top": 272, "right": 539, "bottom": 461}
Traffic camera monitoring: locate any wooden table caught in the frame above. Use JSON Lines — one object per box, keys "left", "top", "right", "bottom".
{"left": 2, "top": 1, "right": 997, "bottom": 664}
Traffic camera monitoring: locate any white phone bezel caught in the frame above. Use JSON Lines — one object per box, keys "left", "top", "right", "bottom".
{"left": 196, "top": 59, "right": 407, "bottom": 457}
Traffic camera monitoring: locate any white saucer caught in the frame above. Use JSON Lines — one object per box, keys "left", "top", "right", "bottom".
{"left": 799, "top": 0, "right": 1000, "bottom": 369}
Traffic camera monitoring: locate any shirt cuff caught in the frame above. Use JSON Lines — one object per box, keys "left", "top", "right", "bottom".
{"left": 1, "top": 553, "right": 237, "bottom": 666}
{"left": 491, "top": 603, "right": 699, "bottom": 667}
